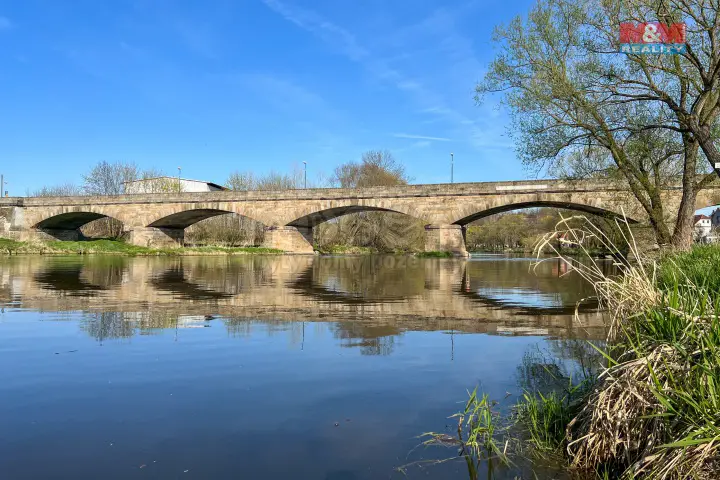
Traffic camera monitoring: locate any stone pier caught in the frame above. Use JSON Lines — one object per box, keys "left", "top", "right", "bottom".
{"left": 123, "top": 227, "right": 184, "bottom": 248}
{"left": 261, "top": 226, "right": 314, "bottom": 254}
{"left": 424, "top": 224, "right": 468, "bottom": 257}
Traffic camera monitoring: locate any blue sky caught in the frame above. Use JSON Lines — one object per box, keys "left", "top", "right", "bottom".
{"left": 0, "top": 0, "right": 536, "bottom": 194}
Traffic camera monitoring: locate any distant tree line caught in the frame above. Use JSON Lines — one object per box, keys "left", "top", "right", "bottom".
{"left": 465, "top": 209, "right": 629, "bottom": 253}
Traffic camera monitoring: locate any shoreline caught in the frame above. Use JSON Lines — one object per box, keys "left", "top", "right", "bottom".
{"left": 423, "top": 244, "right": 720, "bottom": 478}
{"left": 0, "top": 237, "right": 619, "bottom": 258}
{"left": 0, "top": 238, "right": 284, "bottom": 256}
{"left": 0, "top": 238, "right": 462, "bottom": 257}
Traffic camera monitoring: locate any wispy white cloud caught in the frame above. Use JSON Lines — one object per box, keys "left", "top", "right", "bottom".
{"left": 0, "top": 16, "right": 12, "bottom": 31}
{"left": 261, "top": 0, "right": 510, "bottom": 152}
{"left": 393, "top": 133, "right": 451, "bottom": 142}
{"left": 393, "top": 139, "right": 433, "bottom": 154}
{"left": 262, "top": 0, "right": 368, "bottom": 61}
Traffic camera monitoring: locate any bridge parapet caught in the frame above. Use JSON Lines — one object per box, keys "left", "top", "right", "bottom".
{"left": 0, "top": 179, "right": 717, "bottom": 253}
{"left": 0, "top": 178, "right": 650, "bottom": 207}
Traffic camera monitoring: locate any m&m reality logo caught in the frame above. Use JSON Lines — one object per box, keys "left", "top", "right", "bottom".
{"left": 620, "top": 22, "right": 686, "bottom": 54}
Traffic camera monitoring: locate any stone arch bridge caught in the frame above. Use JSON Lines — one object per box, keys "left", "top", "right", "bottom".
{"left": 0, "top": 179, "right": 717, "bottom": 255}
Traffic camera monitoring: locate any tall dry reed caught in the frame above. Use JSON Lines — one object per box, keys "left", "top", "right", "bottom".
{"left": 533, "top": 213, "right": 720, "bottom": 479}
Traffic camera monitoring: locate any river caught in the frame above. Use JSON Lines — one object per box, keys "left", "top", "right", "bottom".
{"left": 0, "top": 254, "right": 609, "bottom": 479}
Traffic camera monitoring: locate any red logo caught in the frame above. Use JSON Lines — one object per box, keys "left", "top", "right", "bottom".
{"left": 620, "top": 22, "right": 686, "bottom": 44}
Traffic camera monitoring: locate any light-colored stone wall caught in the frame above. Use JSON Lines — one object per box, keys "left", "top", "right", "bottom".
{"left": 1, "top": 179, "right": 719, "bottom": 252}
{"left": 424, "top": 224, "right": 468, "bottom": 256}
{"left": 261, "top": 226, "right": 314, "bottom": 254}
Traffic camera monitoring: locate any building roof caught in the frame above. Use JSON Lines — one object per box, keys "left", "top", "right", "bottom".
{"left": 122, "top": 177, "right": 228, "bottom": 190}
{"left": 694, "top": 214, "right": 711, "bottom": 223}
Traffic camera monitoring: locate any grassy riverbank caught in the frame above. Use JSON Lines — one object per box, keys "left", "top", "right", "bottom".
{"left": 521, "top": 246, "right": 720, "bottom": 478}
{"left": 0, "top": 238, "right": 283, "bottom": 256}
{"left": 314, "top": 244, "right": 457, "bottom": 257}
{"left": 472, "top": 246, "right": 617, "bottom": 258}
{"left": 423, "top": 241, "right": 720, "bottom": 478}
{"left": 315, "top": 244, "right": 380, "bottom": 255}
{"left": 0, "top": 238, "right": 466, "bottom": 258}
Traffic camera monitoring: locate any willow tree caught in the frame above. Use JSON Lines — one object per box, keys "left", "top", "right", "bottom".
{"left": 316, "top": 150, "right": 425, "bottom": 251}
{"left": 478, "top": 0, "right": 720, "bottom": 248}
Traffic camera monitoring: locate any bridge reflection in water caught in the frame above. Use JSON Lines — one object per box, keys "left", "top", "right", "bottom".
{"left": 0, "top": 255, "right": 609, "bottom": 350}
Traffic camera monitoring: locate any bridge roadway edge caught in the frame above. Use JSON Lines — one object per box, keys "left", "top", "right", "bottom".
{"left": 1, "top": 179, "right": 718, "bottom": 253}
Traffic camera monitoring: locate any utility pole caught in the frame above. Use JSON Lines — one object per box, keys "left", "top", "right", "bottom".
{"left": 450, "top": 153, "right": 454, "bottom": 184}
{"left": 0, "top": 174, "right": 4, "bottom": 197}
{"left": 303, "top": 161, "right": 307, "bottom": 189}
{"left": 177, "top": 167, "right": 182, "bottom": 193}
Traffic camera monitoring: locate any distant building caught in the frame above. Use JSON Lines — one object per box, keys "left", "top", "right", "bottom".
{"left": 712, "top": 208, "right": 720, "bottom": 228}
{"left": 123, "top": 177, "right": 228, "bottom": 194}
{"left": 694, "top": 214, "right": 713, "bottom": 241}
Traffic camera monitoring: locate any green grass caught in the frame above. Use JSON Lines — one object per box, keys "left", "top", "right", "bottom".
{"left": 0, "top": 238, "right": 283, "bottom": 256}
{"left": 0, "top": 238, "right": 23, "bottom": 252}
{"left": 415, "top": 250, "right": 455, "bottom": 258}
{"left": 401, "top": 387, "right": 509, "bottom": 477}
{"left": 315, "top": 244, "right": 377, "bottom": 255}
{"left": 428, "top": 244, "right": 720, "bottom": 478}
{"left": 615, "top": 282, "right": 720, "bottom": 477}
{"left": 562, "top": 245, "right": 720, "bottom": 477}
{"left": 657, "top": 244, "right": 720, "bottom": 294}
{"left": 316, "top": 245, "right": 450, "bottom": 256}
{"left": 551, "top": 280, "right": 720, "bottom": 478}
{"left": 516, "top": 388, "right": 585, "bottom": 453}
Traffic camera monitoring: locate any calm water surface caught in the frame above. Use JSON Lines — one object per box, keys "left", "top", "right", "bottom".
{"left": 0, "top": 254, "right": 608, "bottom": 479}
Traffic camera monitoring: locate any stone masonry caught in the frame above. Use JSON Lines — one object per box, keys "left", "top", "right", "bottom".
{"left": 1, "top": 179, "right": 719, "bottom": 255}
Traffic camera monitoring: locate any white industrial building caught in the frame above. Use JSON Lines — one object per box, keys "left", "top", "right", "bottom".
{"left": 123, "top": 177, "right": 227, "bottom": 194}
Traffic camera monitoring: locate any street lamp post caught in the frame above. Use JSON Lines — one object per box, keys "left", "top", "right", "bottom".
{"left": 450, "top": 153, "right": 454, "bottom": 184}
{"left": 303, "top": 161, "right": 307, "bottom": 189}
{"left": 177, "top": 167, "right": 182, "bottom": 193}
{"left": 0, "top": 174, "right": 4, "bottom": 197}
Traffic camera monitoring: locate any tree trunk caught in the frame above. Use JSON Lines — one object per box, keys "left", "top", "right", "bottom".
{"left": 689, "top": 120, "right": 720, "bottom": 175}
{"left": 670, "top": 136, "right": 702, "bottom": 251}
{"left": 648, "top": 210, "right": 673, "bottom": 246}
{"left": 671, "top": 189, "right": 697, "bottom": 251}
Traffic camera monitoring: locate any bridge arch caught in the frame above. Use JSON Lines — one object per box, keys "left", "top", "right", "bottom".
{"left": 450, "top": 201, "right": 641, "bottom": 226}
{"left": 261, "top": 201, "right": 426, "bottom": 254}
{"left": 284, "top": 200, "right": 426, "bottom": 228}
{"left": 142, "top": 207, "right": 269, "bottom": 248}
{"left": 34, "top": 211, "right": 119, "bottom": 230}
{"left": 145, "top": 206, "right": 268, "bottom": 229}
{"left": 32, "top": 208, "right": 130, "bottom": 241}
{"left": 148, "top": 208, "right": 237, "bottom": 229}
{"left": 287, "top": 205, "right": 423, "bottom": 229}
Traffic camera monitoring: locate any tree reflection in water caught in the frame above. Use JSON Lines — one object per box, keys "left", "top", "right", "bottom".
{"left": 331, "top": 322, "right": 401, "bottom": 356}
{"left": 81, "top": 311, "right": 135, "bottom": 343}
{"left": 517, "top": 338, "right": 605, "bottom": 396}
